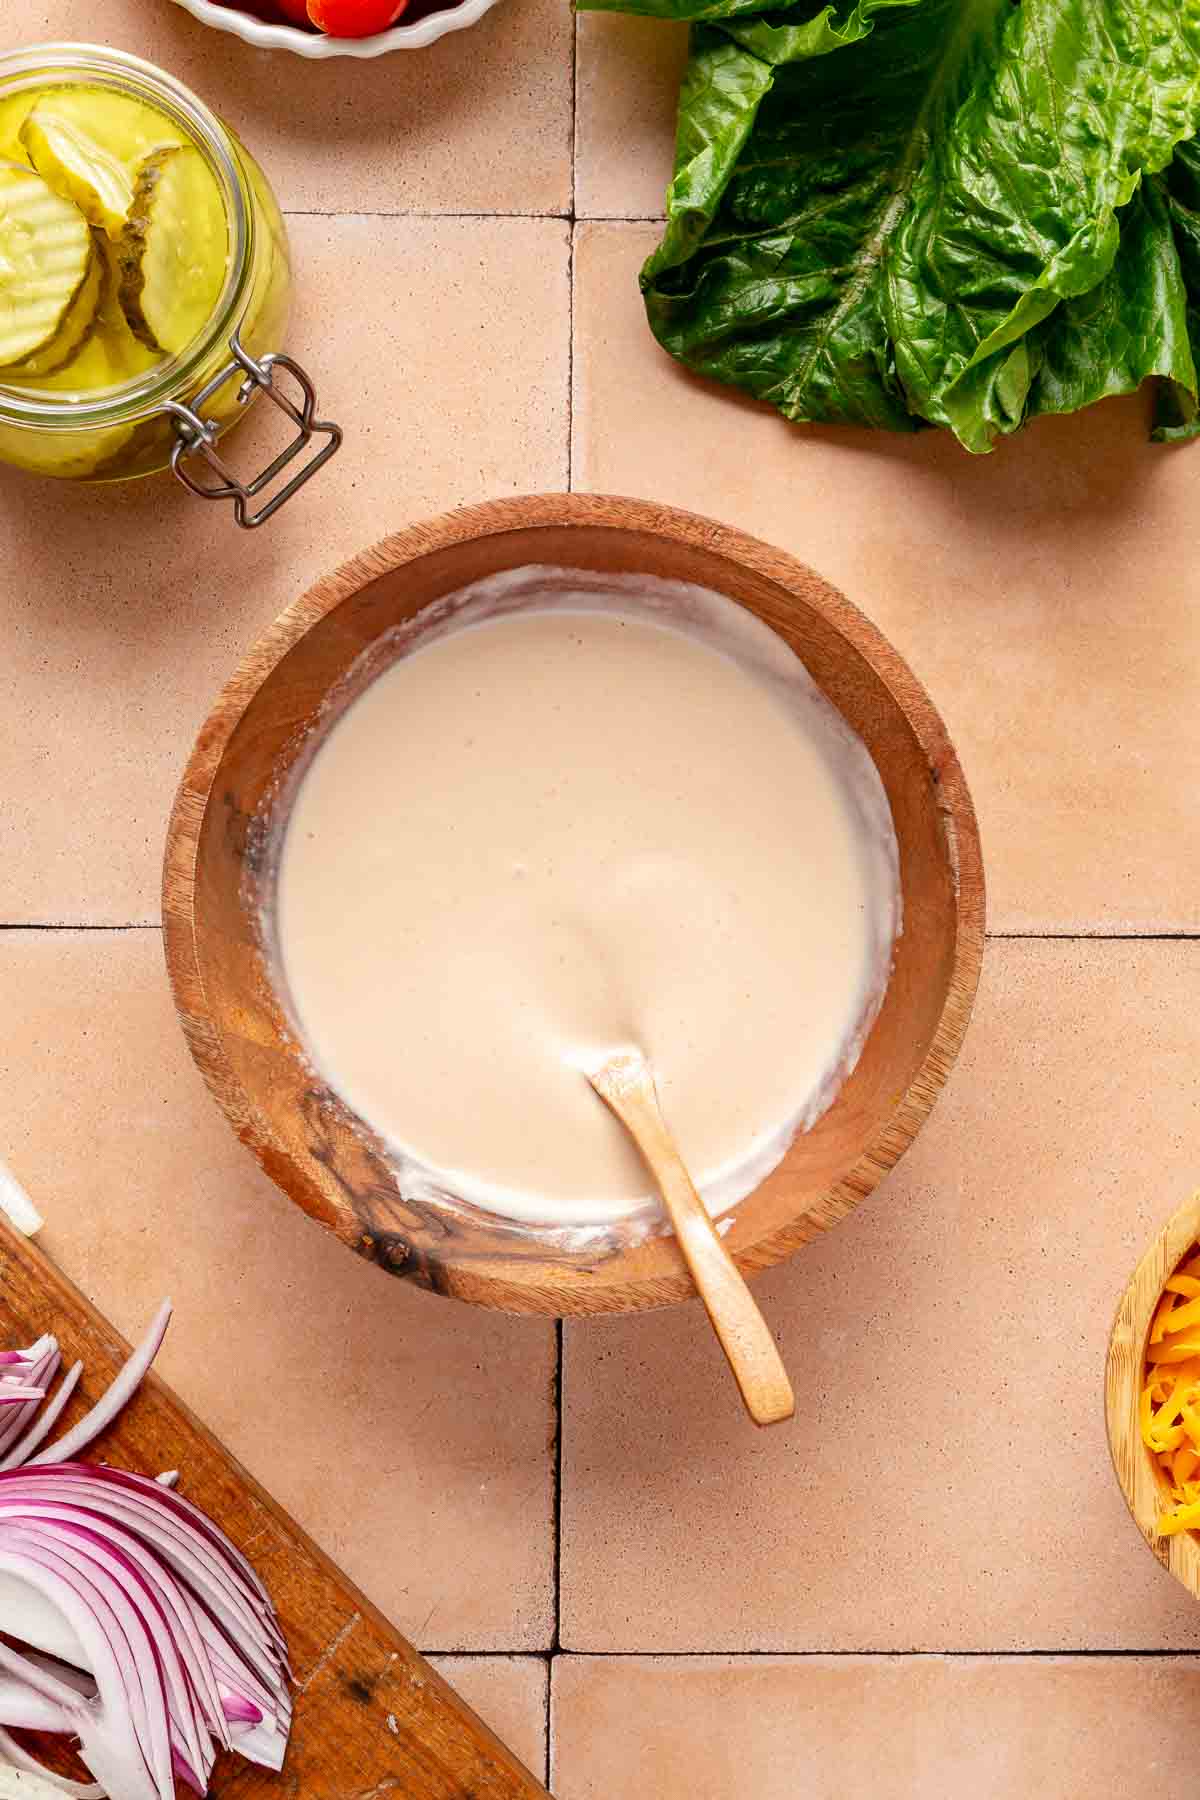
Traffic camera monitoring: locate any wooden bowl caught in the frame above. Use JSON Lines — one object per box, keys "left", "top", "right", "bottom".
{"left": 163, "top": 494, "right": 985, "bottom": 1315}
{"left": 1106, "top": 1192, "right": 1200, "bottom": 1602}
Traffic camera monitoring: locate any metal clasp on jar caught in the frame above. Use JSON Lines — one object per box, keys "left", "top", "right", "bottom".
{"left": 164, "top": 335, "right": 341, "bottom": 528}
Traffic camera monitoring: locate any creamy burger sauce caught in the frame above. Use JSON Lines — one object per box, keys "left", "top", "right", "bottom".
{"left": 272, "top": 568, "right": 900, "bottom": 1229}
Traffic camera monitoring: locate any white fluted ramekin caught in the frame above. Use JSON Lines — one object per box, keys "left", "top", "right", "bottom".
{"left": 171, "top": 0, "right": 500, "bottom": 57}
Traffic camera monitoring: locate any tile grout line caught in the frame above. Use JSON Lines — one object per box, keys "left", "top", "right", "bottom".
{"left": 566, "top": 223, "right": 576, "bottom": 497}
{"left": 284, "top": 208, "right": 574, "bottom": 221}
{"left": 550, "top": 11, "right": 578, "bottom": 1771}
{"left": 424, "top": 1649, "right": 551, "bottom": 1659}
{"left": 545, "top": 1651, "right": 555, "bottom": 1797}
{"left": 280, "top": 210, "right": 666, "bottom": 222}
{"left": 0, "top": 922, "right": 160, "bottom": 932}
{"left": 5, "top": 924, "right": 1200, "bottom": 943}
{"left": 565, "top": 0, "right": 579, "bottom": 503}
{"left": 547, "top": 1317, "right": 564, "bottom": 1789}
{"left": 420, "top": 1645, "right": 1200, "bottom": 1660}
{"left": 985, "top": 930, "right": 1200, "bottom": 941}
{"left": 569, "top": 0, "right": 579, "bottom": 222}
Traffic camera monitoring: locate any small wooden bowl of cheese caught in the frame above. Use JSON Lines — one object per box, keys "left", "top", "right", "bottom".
{"left": 162, "top": 493, "right": 985, "bottom": 1315}
{"left": 1107, "top": 1191, "right": 1200, "bottom": 1602}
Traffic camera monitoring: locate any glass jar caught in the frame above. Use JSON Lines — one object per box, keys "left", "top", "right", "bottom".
{"left": 0, "top": 44, "right": 339, "bottom": 526}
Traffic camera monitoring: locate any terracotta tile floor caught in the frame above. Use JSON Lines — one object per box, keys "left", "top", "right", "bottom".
{"left": 1, "top": 6, "right": 1199, "bottom": 1794}
{"left": 18, "top": 0, "right": 574, "bottom": 214}
{"left": 431, "top": 1658, "right": 549, "bottom": 1778}
{"left": 551, "top": 1657, "right": 1200, "bottom": 1797}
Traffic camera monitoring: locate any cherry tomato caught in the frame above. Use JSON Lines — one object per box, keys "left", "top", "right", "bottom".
{"left": 307, "top": 0, "right": 409, "bottom": 32}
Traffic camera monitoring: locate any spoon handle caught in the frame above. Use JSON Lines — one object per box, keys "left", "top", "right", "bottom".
{"left": 589, "top": 1056, "right": 795, "bottom": 1427}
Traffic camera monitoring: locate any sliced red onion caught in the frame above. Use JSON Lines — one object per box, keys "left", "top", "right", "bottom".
{"left": 0, "top": 1346, "right": 58, "bottom": 1460}
{"left": 2, "top": 1538, "right": 166, "bottom": 1800}
{"left": 29, "top": 1303, "right": 171, "bottom": 1469}
{"left": 0, "top": 1308, "right": 292, "bottom": 1799}
{"left": 12, "top": 1469, "right": 285, "bottom": 1666}
{"left": 0, "top": 1567, "right": 86, "bottom": 1666}
{"left": 0, "top": 1637, "right": 82, "bottom": 1711}
{"left": 220, "top": 1694, "right": 262, "bottom": 1726}
{"left": 15, "top": 1647, "right": 98, "bottom": 1701}
{"left": 0, "top": 1502, "right": 230, "bottom": 1766}
{"left": 25, "top": 1520, "right": 206, "bottom": 1785}
{"left": 224, "top": 1716, "right": 289, "bottom": 1773}
{"left": 0, "top": 1671, "right": 73, "bottom": 1732}
{"left": 0, "top": 1725, "right": 104, "bottom": 1798}
{"left": 0, "top": 1361, "right": 83, "bottom": 1471}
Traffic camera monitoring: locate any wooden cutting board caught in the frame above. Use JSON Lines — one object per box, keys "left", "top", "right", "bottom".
{"left": 0, "top": 1217, "right": 550, "bottom": 1799}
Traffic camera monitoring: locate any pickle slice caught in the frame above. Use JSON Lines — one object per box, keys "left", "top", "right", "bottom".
{"left": 24, "top": 239, "right": 157, "bottom": 393}
{"left": 20, "top": 109, "right": 135, "bottom": 239}
{"left": 0, "top": 160, "right": 94, "bottom": 367}
{"left": 0, "top": 88, "right": 185, "bottom": 171}
{"left": 116, "top": 145, "right": 228, "bottom": 357}
{"left": 0, "top": 409, "right": 135, "bottom": 480}
{"left": 5, "top": 239, "right": 102, "bottom": 377}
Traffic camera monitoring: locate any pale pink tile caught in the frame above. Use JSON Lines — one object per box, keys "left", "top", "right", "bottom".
{"left": 561, "top": 940, "right": 1200, "bottom": 1651}
{"left": 572, "top": 221, "right": 1200, "bottom": 933}
{"left": 0, "top": 0, "right": 571, "bottom": 214}
{"left": 575, "top": 14, "right": 683, "bottom": 218}
{"left": 431, "top": 1656, "right": 547, "bottom": 1779}
{"left": 552, "top": 1656, "right": 1200, "bottom": 1799}
{"left": 0, "top": 930, "right": 556, "bottom": 1648}
{"left": 0, "top": 215, "right": 568, "bottom": 924}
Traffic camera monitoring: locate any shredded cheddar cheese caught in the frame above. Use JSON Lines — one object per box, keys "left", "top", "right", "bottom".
{"left": 1141, "top": 1249, "right": 1200, "bottom": 1535}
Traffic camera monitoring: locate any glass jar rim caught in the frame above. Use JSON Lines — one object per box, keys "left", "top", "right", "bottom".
{"left": 0, "top": 42, "right": 253, "bottom": 431}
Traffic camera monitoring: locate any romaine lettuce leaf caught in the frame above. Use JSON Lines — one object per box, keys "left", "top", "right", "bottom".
{"left": 581, "top": 0, "right": 1200, "bottom": 449}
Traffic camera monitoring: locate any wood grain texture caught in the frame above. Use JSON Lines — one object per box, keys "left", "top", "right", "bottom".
{"left": 162, "top": 493, "right": 986, "bottom": 1316}
{"left": 0, "top": 1217, "right": 549, "bottom": 1799}
{"left": 588, "top": 1052, "right": 794, "bottom": 1427}
{"left": 1106, "top": 1192, "right": 1200, "bottom": 1604}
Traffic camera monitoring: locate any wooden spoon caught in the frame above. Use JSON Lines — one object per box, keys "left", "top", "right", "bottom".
{"left": 587, "top": 1050, "right": 795, "bottom": 1427}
